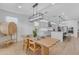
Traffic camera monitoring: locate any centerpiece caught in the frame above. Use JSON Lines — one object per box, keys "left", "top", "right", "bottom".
{"left": 33, "top": 28, "right": 38, "bottom": 40}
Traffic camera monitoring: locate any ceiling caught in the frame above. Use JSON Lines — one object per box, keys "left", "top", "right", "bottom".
{"left": 0, "top": 3, "right": 50, "bottom": 16}
{"left": 0, "top": 3, "right": 79, "bottom": 21}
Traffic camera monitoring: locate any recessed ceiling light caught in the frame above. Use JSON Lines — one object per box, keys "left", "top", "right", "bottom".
{"left": 51, "top": 3, "right": 55, "bottom": 5}
{"left": 18, "top": 5, "right": 22, "bottom": 8}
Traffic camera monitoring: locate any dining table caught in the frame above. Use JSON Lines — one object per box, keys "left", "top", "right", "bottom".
{"left": 25, "top": 36, "right": 59, "bottom": 55}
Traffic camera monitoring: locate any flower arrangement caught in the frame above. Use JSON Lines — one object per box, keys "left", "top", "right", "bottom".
{"left": 33, "top": 28, "right": 37, "bottom": 37}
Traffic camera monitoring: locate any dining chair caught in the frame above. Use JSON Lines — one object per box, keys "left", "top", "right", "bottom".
{"left": 28, "top": 39, "right": 41, "bottom": 54}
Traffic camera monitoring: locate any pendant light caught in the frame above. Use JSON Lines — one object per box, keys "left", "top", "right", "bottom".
{"left": 29, "top": 3, "right": 43, "bottom": 22}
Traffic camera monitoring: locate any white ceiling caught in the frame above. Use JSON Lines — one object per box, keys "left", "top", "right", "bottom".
{"left": 0, "top": 3, "right": 79, "bottom": 21}
{"left": 0, "top": 3, "right": 50, "bottom": 16}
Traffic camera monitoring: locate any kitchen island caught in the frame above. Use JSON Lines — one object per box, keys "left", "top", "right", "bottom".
{"left": 51, "top": 32, "right": 63, "bottom": 42}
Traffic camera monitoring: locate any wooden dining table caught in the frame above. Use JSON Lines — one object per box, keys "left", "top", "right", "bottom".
{"left": 25, "top": 36, "right": 59, "bottom": 55}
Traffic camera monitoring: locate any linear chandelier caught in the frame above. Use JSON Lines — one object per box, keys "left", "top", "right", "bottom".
{"left": 29, "top": 3, "right": 43, "bottom": 22}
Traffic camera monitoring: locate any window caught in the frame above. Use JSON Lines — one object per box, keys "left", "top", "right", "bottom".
{"left": 5, "top": 16, "right": 18, "bottom": 24}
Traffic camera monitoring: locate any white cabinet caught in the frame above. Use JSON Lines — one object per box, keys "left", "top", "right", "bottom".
{"left": 51, "top": 32, "right": 63, "bottom": 42}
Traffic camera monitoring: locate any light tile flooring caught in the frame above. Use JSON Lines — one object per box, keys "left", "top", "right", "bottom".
{"left": 0, "top": 41, "right": 26, "bottom": 55}
{"left": 0, "top": 37, "right": 79, "bottom": 55}
{"left": 50, "top": 37, "right": 79, "bottom": 55}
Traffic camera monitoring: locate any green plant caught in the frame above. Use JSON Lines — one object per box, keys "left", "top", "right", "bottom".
{"left": 33, "top": 28, "right": 37, "bottom": 37}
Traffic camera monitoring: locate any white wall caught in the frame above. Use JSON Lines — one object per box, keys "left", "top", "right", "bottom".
{"left": 0, "top": 10, "right": 33, "bottom": 41}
